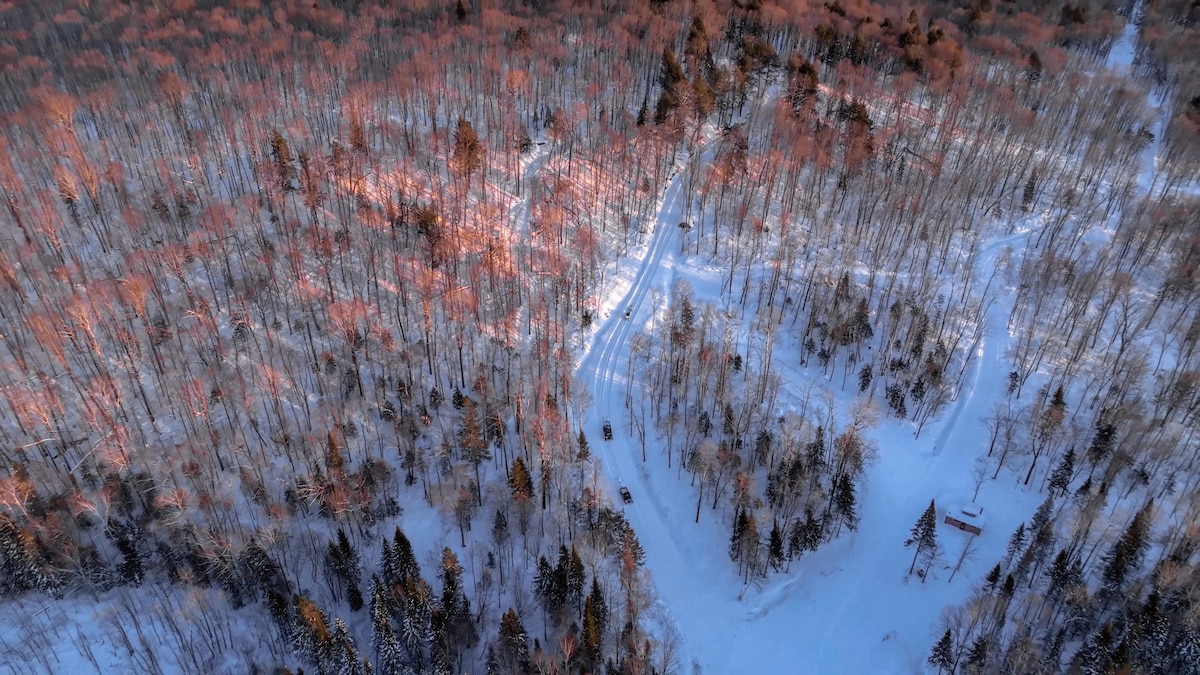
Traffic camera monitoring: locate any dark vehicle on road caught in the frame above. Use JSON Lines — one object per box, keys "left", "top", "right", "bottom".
{"left": 603, "top": 420, "right": 613, "bottom": 440}
{"left": 619, "top": 487, "right": 632, "bottom": 504}
{"left": 625, "top": 307, "right": 631, "bottom": 319}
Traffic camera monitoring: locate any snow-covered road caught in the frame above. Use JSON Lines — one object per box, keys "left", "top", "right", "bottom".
{"left": 579, "top": 157, "right": 710, "bottom": 667}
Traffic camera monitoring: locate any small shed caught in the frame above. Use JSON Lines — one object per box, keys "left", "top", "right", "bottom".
{"left": 945, "top": 503, "right": 986, "bottom": 535}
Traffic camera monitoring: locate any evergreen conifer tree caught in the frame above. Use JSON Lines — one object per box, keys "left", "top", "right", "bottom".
{"left": 787, "top": 506, "right": 825, "bottom": 564}
{"left": 553, "top": 545, "right": 571, "bottom": 608}
{"left": 492, "top": 510, "right": 509, "bottom": 557}
{"left": 326, "top": 432, "right": 346, "bottom": 473}
{"left": 270, "top": 130, "right": 296, "bottom": 191}
{"left": 1072, "top": 477, "right": 1095, "bottom": 506}
{"left": 1004, "top": 522, "right": 1027, "bottom": 570}
{"left": 786, "top": 517, "right": 804, "bottom": 561}
{"left": 1001, "top": 574, "right": 1016, "bottom": 598}
{"left": 1043, "top": 626, "right": 1066, "bottom": 671}
{"left": 534, "top": 554, "right": 562, "bottom": 633}
{"left": 805, "top": 428, "right": 826, "bottom": 469}
{"left": 239, "top": 538, "right": 285, "bottom": 602}
{"left": 754, "top": 430, "right": 773, "bottom": 468}
{"left": 621, "top": 522, "right": 645, "bottom": 567}
{"left": 1130, "top": 591, "right": 1166, "bottom": 669}
{"left": 293, "top": 596, "right": 333, "bottom": 669}
{"left": 266, "top": 589, "right": 293, "bottom": 638}
{"left": 929, "top": 629, "right": 954, "bottom": 674}
{"left": 858, "top": 364, "right": 873, "bottom": 393}
{"left": 430, "top": 607, "right": 451, "bottom": 675}
{"left": 332, "top": 618, "right": 362, "bottom": 675}
{"left": 399, "top": 576, "right": 433, "bottom": 668}
{"left": 1111, "top": 633, "right": 1133, "bottom": 672}
{"left": 832, "top": 474, "right": 859, "bottom": 533}
{"left": 734, "top": 512, "right": 761, "bottom": 580}
{"left": 654, "top": 49, "right": 686, "bottom": 125}
{"left": 583, "top": 594, "right": 604, "bottom": 667}
{"left": 1048, "top": 447, "right": 1076, "bottom": 497}
{"left": 1017, "top": 522, "right": 1054, "bottom": 584}
{"left": 1073, "top": 623, "right": 1115, "bottom": 674}
{"left": 438, "top": 547, "right": 477, "bottom": 656}
{"left": 802, "top": 506, "right": 823, "bottom": 552}
{"left": 372, "top": 580, "right": 405, "bottom": 675}
{"left": 567, "top": 546, "right": 586, "bottom": 613}
{"left": 380, "top": 540, "right": 395, "bottom": 584}
{"left": 577, "top": 430, "right": 590, "bottom": 461}
{"left": 983, "top": 562, "right": 1002, "bottom": 593}
{"left": 886, "top": 384, "right": 908, "bottom": 418}
{"left": 460, "top": 396, "right": 491, "bottom": 503}
{"left": 1045, "top": 548, "right": 1082, "bottom": 602}
{"left": 583, "top": 577, "right": 608, "bottom": 667}
{"left": 1101, "top": 499, "right": 1153, "bottom": 595}
{"left": 509, "top": 457, "right": 534, "bottom": 499}
{"left": 497, "top": 608, "right": 530, "bottom": 674}
{"left": 486, "top": 646, "right": 499, "bottom": 675}
{"left": 1021, "top": 170, "right": 1038, "bottom": 211}
{"left": 965, "top": 635, "right": 988, "bottom": 670}
{"left": 108, "top": 520, "right": 144, "bottom": 587}
{"left": 326, "top": 528, "right": 363, "bottom": 606}
{"left": 393, "top": 527, "right": 420, "bottom": 585}
{"left": 590, "top": 577, "right": 609, "bottom": 627}
{"left": 905, "top": 499, "right": 939, "bottom": 575}
{"left": 0, "top": 515, "right": 60, "bottom": 596}
{"left": 1086, "top": 421, "right": 1116, "bottom": 473}
{"left": 1050, "top": 384, "right": 1067, "bottom": 414}
{"left": 768, "top": 520, "right": 785, "bottom": 571}
{"left": 340, "top": 529, "right": 361, "bottom": 577}
{"left": 729, "top": 509, "right": 748, "bottom": 561}
{"left": 451, "top": 119, "right": 483, "bottom": 187}
{"left": 684, "top": 14, "right": 709, "bottom": 67}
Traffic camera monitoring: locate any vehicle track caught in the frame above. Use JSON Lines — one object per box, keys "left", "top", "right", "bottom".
{"left": 579, "top": 156, "right": 710, "bottom": 665}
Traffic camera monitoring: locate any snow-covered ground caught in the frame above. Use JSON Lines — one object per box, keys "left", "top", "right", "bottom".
{"left": 572, "top": 13, "right": 1169, "bottom": 670}
{"left": 578, "top": 160, "right": 1043, "bottom": 672}
{"left": 0, "top": 9, "right": 1177, "bottom": 674}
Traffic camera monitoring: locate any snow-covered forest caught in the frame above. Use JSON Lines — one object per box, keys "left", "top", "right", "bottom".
{"left": 0, "top": 0, "right": 1197, "bottom": 673}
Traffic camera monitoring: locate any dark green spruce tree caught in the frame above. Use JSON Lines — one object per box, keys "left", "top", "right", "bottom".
{"left": 929, "top": 628, "right": 954, "bottom": 674}
{"left": 906, "top": 500, "right": 939, "bottom": 575}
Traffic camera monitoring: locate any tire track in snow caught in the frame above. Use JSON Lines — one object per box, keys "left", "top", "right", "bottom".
{"left": 579, "top": 154, "right": 714, "bottom": 668}
{"left": 927, "top": 230, "right": 1026, "bottom": 457}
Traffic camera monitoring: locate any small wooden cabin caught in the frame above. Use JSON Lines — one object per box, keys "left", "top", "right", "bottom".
{"left": 945, "top": 503, "right": 985, "bottom": 535}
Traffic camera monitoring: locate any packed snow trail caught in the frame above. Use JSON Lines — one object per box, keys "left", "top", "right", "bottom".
{"left": 580, "top": 157, "right": 711, "bottom": 668}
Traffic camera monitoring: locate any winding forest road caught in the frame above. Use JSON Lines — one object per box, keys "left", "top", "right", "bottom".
{"left": 578, "top": 153, "right": 718, "bottom": 668}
